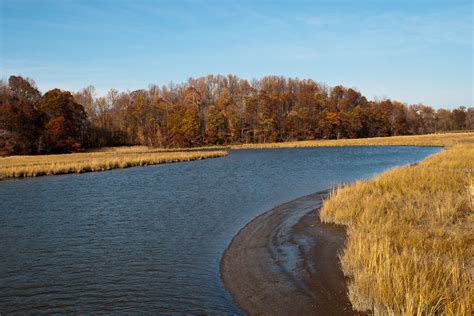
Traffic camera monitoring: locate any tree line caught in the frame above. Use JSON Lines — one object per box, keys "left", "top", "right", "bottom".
{"left": 0, "top": 74, "right": 472, "bottom": 155}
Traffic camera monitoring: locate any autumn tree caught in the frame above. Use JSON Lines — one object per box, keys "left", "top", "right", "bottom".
{"left": 0, "top": 97, "right": 42, "bottom": 154}
{"left": 8, "top": 76, "right": 41, "bottom": 104}
{"left": 37, "top": 89, "right": 87, "bottom": 152}
{"left": 452, "top": 107, "right": 467, "bottom": 130}
{"left": 2, "top": 74, "right": 471, "bottom": 155}
{"left": 436, "top": 108, "right": 455, "bottom": 131}
{"left": 0, "top": 78, "right": 43, "bottom": 155}
{"left": 466, "top": 108, "right": 474, "bottom": 130}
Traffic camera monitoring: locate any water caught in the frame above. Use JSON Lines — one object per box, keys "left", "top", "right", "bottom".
{"left": 0, "top": 146, "right": 441, "bottom": 314}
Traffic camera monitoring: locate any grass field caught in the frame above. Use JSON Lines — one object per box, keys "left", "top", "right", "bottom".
{"left": 320, "top": 135, "right": 473, "bottom": 315}
{"left": 231, "top": 132, "right": 474, "bottom": 149}
{"left": 0, "top": 149, "right": 228, "bottom": 179}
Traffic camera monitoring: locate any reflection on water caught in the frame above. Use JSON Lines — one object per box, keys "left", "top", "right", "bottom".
{"left": 0, "top": 146, "right": 441, "bottom": 314}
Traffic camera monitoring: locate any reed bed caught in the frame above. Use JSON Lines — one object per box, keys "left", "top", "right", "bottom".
{"left": 0, "top": 150, "right": 228, "bottom": 179}
{"left": 231, "top": 132, "right": 474, "bottom": 149}
{"left": 320, "top": 138, "right": 473, "bottom": 315}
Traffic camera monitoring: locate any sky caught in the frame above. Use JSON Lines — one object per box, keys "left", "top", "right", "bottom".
{"left": 1, "top": 0, "right": 472, "bottom": 108}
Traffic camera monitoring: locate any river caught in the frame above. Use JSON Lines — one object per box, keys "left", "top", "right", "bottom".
{"left": 0, "top": 146, "right": 441, "bottom": 314}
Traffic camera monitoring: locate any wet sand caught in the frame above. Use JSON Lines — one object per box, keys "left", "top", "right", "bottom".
{"left": 221, "top": 190, "right": 360, "bottom": 315}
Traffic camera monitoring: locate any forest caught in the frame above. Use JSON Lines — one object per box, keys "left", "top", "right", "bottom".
{"left": 0, "top": 74, "right": 472, "bottom": 155}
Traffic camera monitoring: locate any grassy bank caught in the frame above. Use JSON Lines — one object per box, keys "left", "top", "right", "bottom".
{"left": 0, "top": 149, "right": 228, "bottom": 179}
{"left": 320, "top": 137, "right": 473, "bottom": 314}
{"left": 231, "top": 132, "right": 474, "bottom": 149}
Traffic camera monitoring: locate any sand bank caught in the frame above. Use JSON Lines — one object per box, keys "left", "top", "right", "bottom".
{"left": 221, "top": 190, "right": 362, "bottom": 315}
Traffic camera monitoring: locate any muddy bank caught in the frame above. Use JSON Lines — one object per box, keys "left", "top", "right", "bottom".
{"left": 221, "top": 190, "right": 360, "bottom": 315}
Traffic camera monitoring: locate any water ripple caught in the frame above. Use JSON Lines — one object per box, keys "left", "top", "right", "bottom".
{"left": 0, "top": 147, "right": 441, "bottom": 314}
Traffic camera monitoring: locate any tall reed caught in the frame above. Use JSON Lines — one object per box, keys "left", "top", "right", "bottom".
{"left": 0, "top": 150, "right": 227, "bottom": 179}
{"left": 231, "top": 132, "right": 474, "bottom": 149}
{"left": 320, "top": 141, "right": 473, "bottom": 315}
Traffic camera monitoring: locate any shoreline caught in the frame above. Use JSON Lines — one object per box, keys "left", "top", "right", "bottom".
{"left": 220, "top": 190, "right": 361, "bottom": 315}
{"left": 0, "top": 150, "right": 228, "bottom": 180}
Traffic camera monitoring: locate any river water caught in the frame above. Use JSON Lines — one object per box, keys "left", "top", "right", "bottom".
{"left": 0, "top": 146, "right": 441, "bottom": 314}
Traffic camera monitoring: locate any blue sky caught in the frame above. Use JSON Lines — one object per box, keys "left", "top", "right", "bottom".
{"left": 1, "top": 0, "right": 472, "bottom": 108}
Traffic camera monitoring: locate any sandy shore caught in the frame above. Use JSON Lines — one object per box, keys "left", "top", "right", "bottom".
{"left": 221, "top": 190, "right": 361, "bottom": 315}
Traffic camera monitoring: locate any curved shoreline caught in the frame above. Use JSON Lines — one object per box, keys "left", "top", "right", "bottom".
{"left": 221, "top": 190, "right": 361, "bottom": 315}
{"left": 0, "top": 150, "right": 228, "bottom": 180}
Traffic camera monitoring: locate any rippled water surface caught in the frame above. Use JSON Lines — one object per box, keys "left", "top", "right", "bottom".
{"left": 0, "top": 146, "right": 441, "bottom": 314}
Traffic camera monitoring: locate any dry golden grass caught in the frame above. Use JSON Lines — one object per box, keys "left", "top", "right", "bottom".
{"left": 231, "top": 132, "right": 474, "bottom": 149}
{"left": 320, "top": 137, "right": 474, "bottom": 315}
{"left": 0, "top": 149, "right": 228, "bottom": 179}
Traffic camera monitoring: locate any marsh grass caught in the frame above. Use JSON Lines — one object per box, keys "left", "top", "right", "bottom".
{"left": 231, "top": 132, "right": 474, "bottom": 149}
{"left": 0, "top": 149, "right": 228, "bottom": 179}
{"left": 320, "top": 140, "right": 473, "bottom": 315}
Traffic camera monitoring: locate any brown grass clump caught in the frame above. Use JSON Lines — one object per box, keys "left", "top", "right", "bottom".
{"left": 320, "top": 140, "right": 474, "bottom": 315}
{"left": 231, "top": 132, "right": 474, "bottom": 149}
{"left": 0, "top": 149, "right": 228, "bottom": 179}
